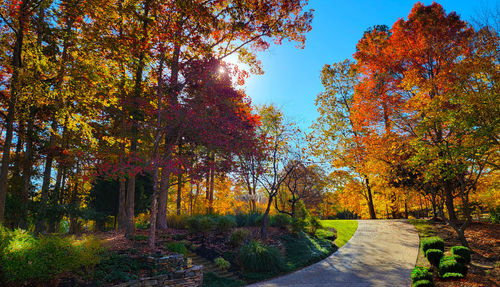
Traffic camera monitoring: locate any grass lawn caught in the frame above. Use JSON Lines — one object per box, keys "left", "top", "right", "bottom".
{"left": 318, "top": 220, "right": 358, "bottom": 248}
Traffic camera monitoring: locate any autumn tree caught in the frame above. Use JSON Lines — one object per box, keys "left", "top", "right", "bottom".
{"left": 309, "top": 59, "right": 377, "bottom": 219}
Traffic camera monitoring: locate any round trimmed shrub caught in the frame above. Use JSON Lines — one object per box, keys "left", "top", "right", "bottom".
{"left": 421, "top": 236, "right": 444, "bottom": 253}
{"left": 451, "top": 246, "right": 471, "bottom": 264}
{"left": 425, "top": 249, "right": 443, "bottom": 266}
{"left": 411, "top": 266, "right": 433, "bottom": 283}
{"left": 441, "top": 272, "right": 464, "bottom": 279}
{"left": 439, "top": 256, "right": 467, "bottom": 277}
{"left": 238, "top": 240, "right": 285, "bottom": 273}
{"left": 412, "top": 279, "right": 434, "bottom": 287}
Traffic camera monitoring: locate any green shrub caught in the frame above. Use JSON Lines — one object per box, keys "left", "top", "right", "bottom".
{"left": 451, "top": 246, "right": 471, "bottom": 264}
{"left": 235, "top": 213, "right": 263, "bottom": 227}
{"left": 441, "top": 272, "right": 464, "bottom": 279}
{"left": 1, "top": 230, "right": 103, "bottom": 283}
{"left": 214, "top": 257, "right": 231, "bottom": 271}
{"left": 411, "top": 266, "right": 433, "bottom": 283}
{"left": 238, "top": 240, "right": 285, "bottom": 273}
{"left": 425, "top": 249, "right": 443, "bottom": 266}
{"left": 439, "top": 256, "right": 467, "bottom": 277}
{"left": 489, "top": 206, "right": 500, "bottom": 223}
{"left": 421, "top": 236, "right": 444, "bottom": 253}
{"left": 216, "top": 216, "right": 237, "bottom": 234}
{"left": 186, "top": 216, "right": 215, "bottom": 234}
{"left": 270, "top": 214, "right": 291, "bottom": 229}
{"left": 230, "top": 229, "right": 249, "bottom": 247}
{"left": 0, "top": 224, "right": 11, "bottom": 254}
{"left": 290, "top": 217, "right": 308, "bottom": 233}
{"left": 168, "top": 215, "right": 188, "bottom": 229}
{"left": 412, "top": 279, "right": 434, "bottom": 287}
{"left": 93, "top": 253, "right": 145, "bottom": 284}
{"left": 165, "top": 241, "right": 187, "bottom": 257}
{"left": 308, "top": 217, "right": 322, "bottom": 235}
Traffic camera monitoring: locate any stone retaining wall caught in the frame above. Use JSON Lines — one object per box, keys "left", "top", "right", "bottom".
{"left": 110, "top": 254, "right": 203, "bottom": 287}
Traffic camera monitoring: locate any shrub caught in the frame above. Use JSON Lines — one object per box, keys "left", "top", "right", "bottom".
{"left": 165, "top": 241, "right": 187, "bottom": 257}
{"left": 93, "top": 253, "right": 145, "bottom": 284}
{"left": 238, "top": 240, "right": 285, "bottom": 273}
{"left": 270, "top": 214, "right": 291, "bottom": 229}
{"left": 186, "top": 215, "right": 215, "bottom": 234}
{"left": 308, "top": 217, "right": 322, "bottom": 235}
{"left": 412, "top": 279, "right": 434, "bottom": 287}
{"left": 167, "top": 215, "right": 188, "bottom": 229}
{"left": 411, "top": 266, "right": 433, "bottom": 283}
{"left": 451, "top": 246, "right": 471, "bottom": 264}
{"left": 290, "top": 217, "right": 308, "bottom": 233}
{"left": 214, "top": 257, "right": 231, "bottom": 271}
{"left": 216, "top": 216, "right": 237, "bottom": 234}
{"left": 199, "top": 216, "right": 215, "bottom": 233}
{"left": 235, "top": 212, "right": 264, "bottom": 227}
{"left": 439, "top": 256, "right": 467, "bottom": 277}
{"left": 425, "top": 249, "right": 443, "bottom": 266}
{"left": 1, "top": 230, "right": 103, "bottom": 283}
{"left": 489, "top": 206, "right": 500, "bottom": 223}
{"left": 441, "top": 272, "right": 464, "bottom": 279}
{"left": 186, "top": 216, "right": 201, "bottom": 233}
{"left": 230, "top": 229, "right": 249, "bottom": 247}
{"left": 421, "top": 236, "right": 444, "bottom": 253}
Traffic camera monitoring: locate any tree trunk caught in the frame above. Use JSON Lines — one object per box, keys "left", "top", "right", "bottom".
{"left": 157, "top": 170, "right": 169, "bottom": 229}
{"left": 125, "top": 174, "right": 136, "bottom": 238}
{"left": 69, "top": 163, "right": 80, "bottom": 235}
{"left": 125, "top": 0, "right": 152, "bottom": 239}
{"left": 208, "top": 164, "right": 215, "bottom": 214}
{"left": 35, "top": 121, "right": 58, "bottom": 234}
{"left": 444, "top": 184, "right": 458, "bottom": 222}
{"left": 364, "top": 176, "right": 377, "bottom": 219}
{"left": 118, "top": 178, "right": 127, "bottom": 230}
{"left": 0, "top": 2, "right": 28, "bottom": 223}
{"left": 148, "top": 162, "right": 160, "bottom": 249}
{"left": 260, "top": 195, "right": 274, "bottom": 241}
{"left": 176, "top": 173, "right": 182, "bottom": 215}
{"left": 20, "top": 113, "right": 34, "bottom": 229}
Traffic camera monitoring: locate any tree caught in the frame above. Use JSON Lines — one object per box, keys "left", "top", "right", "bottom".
{"left": 256, "top": 105, "right": 297, "bottom": 240}
{"left": 309, "top": 59, "right": 377, "bottom": 219}
{"left": 276, "top": 161, "right": 324, "bottom": 217}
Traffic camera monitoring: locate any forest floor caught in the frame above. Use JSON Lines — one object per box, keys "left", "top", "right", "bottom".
{"left": 410, "top": 219, "right": 500, "bottom": 287}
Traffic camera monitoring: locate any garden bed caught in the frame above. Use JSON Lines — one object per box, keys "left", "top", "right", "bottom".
{"left": 410, "top": 219, "right": 499, "bottom": 286}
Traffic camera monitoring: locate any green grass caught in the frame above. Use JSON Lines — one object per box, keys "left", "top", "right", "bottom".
{"left": 319, "top": 220, "right": 358, "bottom": 248}
{"left": 408, "top": 219, "right": 436, "bottom": 237}
{"left": 408, "top": 219, "right": 437, "bottom": 268}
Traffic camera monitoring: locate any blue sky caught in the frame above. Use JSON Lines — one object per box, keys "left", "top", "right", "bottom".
{"left": 240, "top": 0, "right": 498, "bottom": 130}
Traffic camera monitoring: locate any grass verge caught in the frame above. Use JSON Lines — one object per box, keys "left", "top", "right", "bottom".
{"left": 319, "top": 220, "right": 358, "bottom": 248}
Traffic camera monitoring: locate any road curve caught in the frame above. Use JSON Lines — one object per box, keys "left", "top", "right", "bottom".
{"left": 248, "top": 220, "right": 419, "bottom": 287}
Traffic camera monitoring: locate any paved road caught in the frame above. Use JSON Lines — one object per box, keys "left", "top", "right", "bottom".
{"left": 248, "top": 220, "right": 419, "bottom": 287}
